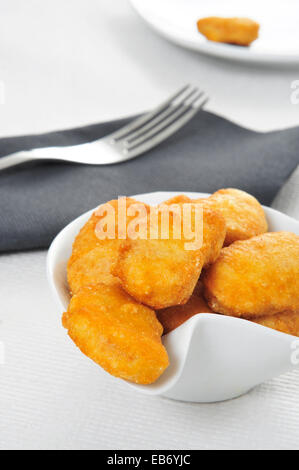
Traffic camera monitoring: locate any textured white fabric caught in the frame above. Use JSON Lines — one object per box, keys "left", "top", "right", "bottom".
{"left": 0, "top": 251, "right": 299, "bottom": 450}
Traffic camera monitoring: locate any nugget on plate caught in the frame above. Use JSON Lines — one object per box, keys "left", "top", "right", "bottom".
{"left": 157, "top": 282, "right": 213, "bottom": 335}
{"left": 114, "top": 204, "right": 225, "bottom": 309}
{"left": 67, "top": 198, "right": 149, "bottom": 294}
{"left": 197, "top": 17, "right": 259, "bottom": 46}
{"left": 253, "top": 311, "right": 299, "bottom": 337}
{"left": 203, "top": 232, "right": 299, "bottom": 318}
{"left": 195, "top": 188, "right": 268, "bottom": 246}
{"left": 62, "top": 283, "right": 169, "bottom": 384}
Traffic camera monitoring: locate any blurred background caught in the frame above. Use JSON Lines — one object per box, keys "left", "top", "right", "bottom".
{"left": 0, "top": 0, "right": 298, "bottom": 138}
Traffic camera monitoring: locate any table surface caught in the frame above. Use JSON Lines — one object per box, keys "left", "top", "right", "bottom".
{"left": 1, "top": 0, "right": 299, "bottom": 450}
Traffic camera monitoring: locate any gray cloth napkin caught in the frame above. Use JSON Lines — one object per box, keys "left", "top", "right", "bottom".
{"left": 0, "top": 110, "right": 298, "bottom": 253}
{"left": 271, "top": 165, "right": 299, "bottom": 219}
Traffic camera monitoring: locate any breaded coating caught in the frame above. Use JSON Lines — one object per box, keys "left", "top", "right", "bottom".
{"left": 162, "top": 196, "right": 226, "bottom": 266}
{"left": 114, "top": 205, "right": 204, "bottom": 309}
{"left": 157, "top": 282, "right": 213, "bottom": 335}
{"left": 62, "top": 283, "right": 169, "bottom": 384}
{"left": 114, "top": 204, "right": 225, "bottom": 309}
{"left": 67, "top": 246, "right": 119, "bottom": 294}
{"left": 114, "top": 238, "right": 204, "bottom": 310}
{"left": 253, "top": 311, "right": 299, "bottom": 337}
{"left": 197, "top": 17, "right": 259, "bottom": 46}
{"left": 195, "top": 188, "right": 268, "bottom": 246}
{"left": 163, "top": 194, "right": 192, "bottom": 205}
{"left": 67, "top": 198, "right": 149, "bottom": 294}
{"left": 201, "top": 206, "right": 226, "bottom": 265}
{"left": 203, "top": 232, "right": 299, "bottom": 318}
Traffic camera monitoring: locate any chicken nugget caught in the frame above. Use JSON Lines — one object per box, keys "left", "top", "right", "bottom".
{"left": 195, "top": 188, "right": 268, "bottom": 246}
{"left": 203, "top": 232, "right": 299, "bottom": 318}
{"left": 253, "top": 311, "right": 299, "bottom": 337}
{"left": 114, "top": 238, "right": 204, "bottom": 310}
{"left": 67, "top": 245, "right": 119, "bottom": 294}
{"left": 114, "top": 204, "right": 225, "bottom": 309}
{"left": 62, "top": 283, "right": 169, "bottom": 384}
{"left": 162, "top": 196, "right": 226, "bottom": 266}
{"left": 67, "top": 198, "right": 149, "bottom": 294}
{"left": 201, "top": 206, "right": 226, "bottom": 265}
{"left": 68, "top": 197, "right": 147, "bottom": 265}
{"left": 197, "top": 17, "right": 259, "bottom": 46}
{"left": 157, "top": 282, "right": 213, "bottom": 335}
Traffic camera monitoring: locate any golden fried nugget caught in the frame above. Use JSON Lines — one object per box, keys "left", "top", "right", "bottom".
{"left": 68, "top": 197, "right": 146, "bottom": 265}
{"left": 67, "top": 246, "right": 119, "bottom": 294}
{"left": 62, "top": 283, "right": 169, "bottom": 384}
{"left": 195, "top": 188, "right": 268, "bottom": 246}
{"left": 253, "top": 311, "right": 299, "bottom": 337}
{"left": 162, "top": 196, "right": 226, "bottom": 266}
{"left": 114, "top": 206, "right": 204, "bottom": 309}
{"left": 163, "top": 194, "right": 192, "bottom": 205}
{"left": 197, "top": 17, "right": 259, "bottom": 46}
{"left": 201, "top": 206, "right": 226, "bottom": 265}
{"left": 114, "top": 238, "right": 204, "bottom": 310}
{"left": 67, "top": 198, "right": 149, "bottom": 294}
{"left": 114, "top": 204, "right": 225, "bottom": 309}
{"left": 157, "top": 282, "right": 213, "bottom": 335}
{"left": 203, "top": 232, "right": 299, "bottom": 318}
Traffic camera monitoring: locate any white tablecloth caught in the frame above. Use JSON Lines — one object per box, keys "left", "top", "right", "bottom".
{"left": 1, "top": 0, "right": 299, "bottom": 450}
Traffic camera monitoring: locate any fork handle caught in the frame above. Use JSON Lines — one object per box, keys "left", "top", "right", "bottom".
{"left": 0, "top": 151, "right": 36, "bottom": 170}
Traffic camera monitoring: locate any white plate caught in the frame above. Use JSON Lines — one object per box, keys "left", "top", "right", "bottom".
{"left": 130, "top": 0, "right": 299, "bottom": 64}
{"left": 47, "top": 191, "right": 299, "bottom": 403}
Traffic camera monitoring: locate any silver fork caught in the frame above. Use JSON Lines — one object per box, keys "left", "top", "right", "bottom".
{"left": 0, "top": 84, "right": 208, "bottom": 170}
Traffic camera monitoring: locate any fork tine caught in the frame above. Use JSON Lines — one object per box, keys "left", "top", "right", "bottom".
{"left": 108, "top": 84, "right": 193, "bottom": 142}
{"left": 125, "top": 90, "right": 206, "bottom": 149}
{"left": 124, "top": 87, "right": 200, "bottom": 144}
{"left": 124, "top": 93, "right": 209, "bottom": 158}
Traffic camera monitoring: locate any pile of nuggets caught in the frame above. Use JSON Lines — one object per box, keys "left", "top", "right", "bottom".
{"left": 63, "top": 189, "right": 299, "bottom": 385}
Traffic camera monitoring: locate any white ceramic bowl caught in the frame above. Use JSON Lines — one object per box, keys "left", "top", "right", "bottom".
{"left": 47, "top": 192, "right": 299, "bottom": 403}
